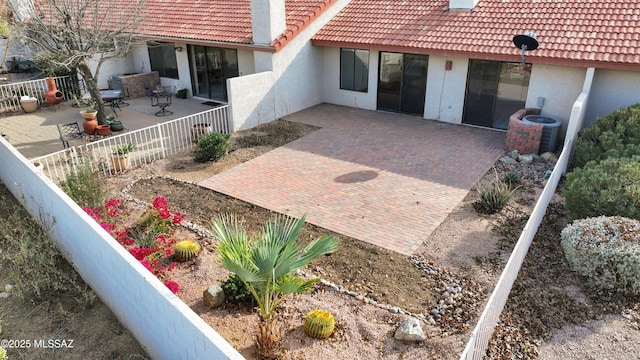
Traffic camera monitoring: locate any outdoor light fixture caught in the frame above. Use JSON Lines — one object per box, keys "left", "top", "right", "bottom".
{"left": 175, "top": 46, "right": 183, "bottom": 52}
{"left": 513, "top": 31, "right": 539, "bottom": 65}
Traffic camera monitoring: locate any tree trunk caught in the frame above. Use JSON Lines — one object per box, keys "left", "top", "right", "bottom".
{"left": 256, "top": 316, "right": 282, "bottom": 359}
{"left": 76, "top": 62, "right": 107, "bottom": 125}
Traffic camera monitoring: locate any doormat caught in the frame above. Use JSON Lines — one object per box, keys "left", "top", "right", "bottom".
{"left": 202, "top": 101, "right": 225, "bottom": 107}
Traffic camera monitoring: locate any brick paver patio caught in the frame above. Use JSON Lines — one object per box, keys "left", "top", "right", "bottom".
{"left": 200, "top": 104, "right": 505, "bottom": 255}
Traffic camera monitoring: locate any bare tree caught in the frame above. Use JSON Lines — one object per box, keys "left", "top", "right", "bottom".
{"left": 10, "top": 0, "right": 147, "bottom": 124}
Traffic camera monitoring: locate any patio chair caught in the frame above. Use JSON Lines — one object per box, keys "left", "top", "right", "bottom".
{"left": 151, "top": 86, "right": 173, "bottom": 116}
{"left": 56, "top": 121, "right": 85, "bottom": 148}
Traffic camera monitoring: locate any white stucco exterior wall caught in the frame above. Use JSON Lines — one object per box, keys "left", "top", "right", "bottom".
{"left": 228, "top": 71, "right": 276, "bottom": 130}
{"left": 237, "top": 49, "right": 256, "bottom": 77}
{"left": 89, "top": 52, "right": 136, "bottom": 89}
{"left": 269, "top": 0, "right": 352, "bottom": 119}
{"left": 320, "top": 47, "right": 378, "bottom": 110}
{"left": 583, "top": 68, "right": 640, "bottom": 128}
{"left": 424, "top": 56, "right": 468, "bottom": 123}
{"left": 525, "top": 64, "right": 587, "bottom": 136}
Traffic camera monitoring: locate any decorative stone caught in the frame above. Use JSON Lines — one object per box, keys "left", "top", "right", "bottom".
{"left": 499, "top": 156, "right": 518, "bottom": 165}
{"left": 390, "top": 306, "right": 401, "bottom": 314}
{"left": 394, "top": 317, "right": 426, "bottom": 341}
{"left": 540, "top": 152, "right": 558, "bottom": 162}
{"left": 203, "top": 285, "right": 225, "bottom": 308}
{"left": 0, "top": 292, "right": 9, "bottom": 299}
{"left": 4, "top": 284, "right": 12, "bottom": 292}
{"left": 517, "top": 154, "right": 535, "bottom": 164}
{"left": 507, "top": 150, "right": 520, "bottom": 159}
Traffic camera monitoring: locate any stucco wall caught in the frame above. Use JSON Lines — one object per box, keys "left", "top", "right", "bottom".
{"left": 228, "top": 71, "right": 276, "bottom": 130}
{"left": 526, "top": 64, "right": 587, "bottom": 137}
{"left": 0, "top": 138, "right": 243, "bottom": 360}
{"left": 320, "top": 47, "right": 378, "bottom": 110}
{"left": 238, "top": 49, "right": 256, "bottom": 77}
{"left": 583, "top": 68, "right": 640, "bottom": 128}
{"left": 269, "top": 0, "right": 352, "bottom": 119}
{"left": 424, "top": 56, "right": 468, "bottom": 123}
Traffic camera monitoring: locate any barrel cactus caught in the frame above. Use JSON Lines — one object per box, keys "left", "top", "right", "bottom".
{"left": 174, "top": 240, "right": 201, "bottom": 262}
{"left": 304, "top": 309, "right": 335, "bottom": 339}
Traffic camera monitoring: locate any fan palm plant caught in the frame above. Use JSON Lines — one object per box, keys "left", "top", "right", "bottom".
{"left": 212, "top": 213, "right": 339, "bottom": 358}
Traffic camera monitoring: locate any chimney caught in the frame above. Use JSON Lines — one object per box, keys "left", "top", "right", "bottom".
{"left": 449, "top": 0, "right": 481, "bottom": 11}
{"left": 251, "top": 0, "right": 286, "bottom": 45}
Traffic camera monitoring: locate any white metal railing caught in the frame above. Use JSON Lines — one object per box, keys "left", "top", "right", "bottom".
{"left": 0, "top": 75, "right": 80, "bottom": 113}
{"left": 31, "top": 105, "right": 231, "bottom": 182}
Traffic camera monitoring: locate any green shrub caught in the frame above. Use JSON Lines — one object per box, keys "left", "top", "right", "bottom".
{"left": 0, "top": 184, "right": 94, "bottom": 306}
{"left": 194, "top": 131, "right": 231, "bottom": 162}
{"left": 564, "top": 156, "right": 640, "bottom": 220}
{"left": 501, "top": 171, "right": 521, "bottom": 186}
{"left": 574, "top": 103, "right": 640, "bottom": 168}
{"left": 561, "top": 216, "right": 640, "bottom": 295}
{"left": 220, "top": 273, "right": 256, "bottom": 306}
{"left": 475, "top": 179, "right": 517, "bottom": 214}
{"left": 59, "top": 160, "right": 106, "bottom": 208}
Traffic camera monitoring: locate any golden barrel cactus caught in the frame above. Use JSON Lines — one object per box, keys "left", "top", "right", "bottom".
{"left": 173, "top": 240, "right": 201, "bottom": 262}
{"left": 304, "top": 309, "right": 335, "bottom": 339}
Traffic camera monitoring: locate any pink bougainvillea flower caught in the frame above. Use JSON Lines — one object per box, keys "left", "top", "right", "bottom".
{"left": 167, "top": 262, "right": 177, "bottom": 272}
{"left": 172, "top": 212, "right": 184, "bottom": 225}
{"left": 152, "top": 196, "right": 168, "bottom": 211}
{"left": 164, "top": 280, "right": 180, "bottom": 294}
{"left": 158, "top": 208, "right": 171, "bottom": 220}
{"left": 140, "top": 259, "right": 153, "bottom": 273}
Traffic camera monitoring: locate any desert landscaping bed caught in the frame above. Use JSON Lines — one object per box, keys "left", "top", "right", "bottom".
{"left": 1, "top": 119, "right": 639, "bottom": 359}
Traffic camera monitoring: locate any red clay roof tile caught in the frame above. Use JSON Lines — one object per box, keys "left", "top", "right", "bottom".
{"left": 138, "top": 0, "right": 334, "bottom": 51}
{"left": 312, "top": 0, "right": 640, "bottom": 69}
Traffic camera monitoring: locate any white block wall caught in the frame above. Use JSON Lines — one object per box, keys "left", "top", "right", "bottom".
{"left": 0, "top": 137, "right": 244, "bottom": 360}
{"left": 228, "top": 71, "right": 276, "bottom": 131}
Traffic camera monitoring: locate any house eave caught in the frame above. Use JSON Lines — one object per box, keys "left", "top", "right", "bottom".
{"left": 138, "top": 35, "right": 276, "bottom": 53}
{"left": 311, "top": 40, "right": 640, "bottom": 72}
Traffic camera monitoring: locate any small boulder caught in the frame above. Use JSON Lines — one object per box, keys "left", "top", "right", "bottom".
{"left": 540, "top": 152, "right": 558, "bottom": 162}
{"left": 203, "top": 285, "right": 225, "bottom": 308}
{"left": 517, "top": 154, "right": 535, "bottom": 164}
{"left": 499, "top": 156, "right": 518, "bottom": 165}
{"left": 507, "top": 150, "right": 520, "bottom": 159}
{"left": 394, "top": 317, "right": 426, "bottom": 341}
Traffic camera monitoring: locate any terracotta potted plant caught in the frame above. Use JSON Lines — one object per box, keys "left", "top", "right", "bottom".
{"left": 74, "top": 97, "right": 98, "bottom": 134}
{"left": 110, "top": 143, "right": 135, "bottom": 172}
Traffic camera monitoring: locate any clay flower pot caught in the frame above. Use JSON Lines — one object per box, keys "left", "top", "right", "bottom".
{"left": 80, "top": 110, "right": 97, "bottom": 121}
{"left": 96, "top": 125, "right": 111, "bottom": 136}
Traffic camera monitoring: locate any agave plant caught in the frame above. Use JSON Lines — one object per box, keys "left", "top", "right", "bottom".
{"left": 212, "top": 213, "right": 338, "bottom": 358}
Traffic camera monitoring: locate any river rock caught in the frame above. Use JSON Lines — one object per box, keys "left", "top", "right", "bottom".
{"left": 540, "top": 152, "right": 558, "bottom": 162}
{"left": 203, "top": 285, "right": 225, "bottom": 308}
{"left": 394, "top": 317, "right": 426, "bottom": 341}
{"left": 499, "top": 156, "right": 518, "bottom": 165}
{"left": 517, "top": 154, "right": 535, "bottom": 164}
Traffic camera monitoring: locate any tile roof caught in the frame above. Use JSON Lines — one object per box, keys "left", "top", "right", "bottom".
{"left": 138, "top": 0, "right": 335, "bottom": 52}
{"left": 312, "top": 0, "right": 640, "bottom": 69}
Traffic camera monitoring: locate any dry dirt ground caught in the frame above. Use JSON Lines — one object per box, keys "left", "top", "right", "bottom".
{"left": 2, "top": 119, "right": 639, "bottom": 359}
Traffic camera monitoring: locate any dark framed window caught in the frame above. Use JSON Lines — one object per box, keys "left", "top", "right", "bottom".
{"left": 148, "top": 42, "right": 179, "bottom": 79}
{"left": 340, "top": 48, "right": 369, "bottom": 92}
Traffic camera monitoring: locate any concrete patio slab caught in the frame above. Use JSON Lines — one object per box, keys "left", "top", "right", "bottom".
{"left": 200, "top": 104, "right": 506, "bottom": 255}
{"left": 0, "top": 96, "right": 218, "bottom": 159}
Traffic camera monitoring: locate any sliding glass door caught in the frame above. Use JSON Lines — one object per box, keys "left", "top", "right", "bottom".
{"left": 462, "top": 60, "right": 530, "bottom": 129}
{"left": 189, "top": 46, "right": 239, "bottom": 102}
{"left": 377, "top": 52, "right": 428, "bottom": 116}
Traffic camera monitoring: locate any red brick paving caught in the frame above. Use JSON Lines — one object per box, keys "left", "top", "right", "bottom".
{"left": 200, "top": 104, "right": 505, "bottom": 255}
